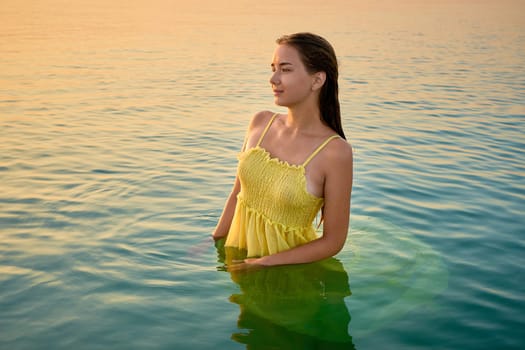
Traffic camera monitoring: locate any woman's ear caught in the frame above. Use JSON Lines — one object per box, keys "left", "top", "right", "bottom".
{"left": 312, "top": 71, "right": 326, "bottom": 91}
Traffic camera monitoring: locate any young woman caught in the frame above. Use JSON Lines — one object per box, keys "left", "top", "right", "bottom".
{"left": 213, "top": 32, "right": 353, "bottom": 267}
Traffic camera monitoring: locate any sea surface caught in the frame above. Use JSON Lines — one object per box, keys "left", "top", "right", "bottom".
{"left": 1, "top": 1, "right": 524, "bottom": 349}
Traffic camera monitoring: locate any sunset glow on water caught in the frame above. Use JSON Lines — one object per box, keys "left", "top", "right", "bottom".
{"left": 1, "top": 1, "right": 524, "bottom": 349}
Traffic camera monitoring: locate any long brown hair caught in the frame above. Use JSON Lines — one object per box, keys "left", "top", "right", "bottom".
{"left": 276, "top": 32, "right": 346, "bottom": 140}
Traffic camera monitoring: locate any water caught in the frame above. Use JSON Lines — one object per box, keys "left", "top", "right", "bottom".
{"left": 1, "top": 1, "right": 524, "bottom": 349}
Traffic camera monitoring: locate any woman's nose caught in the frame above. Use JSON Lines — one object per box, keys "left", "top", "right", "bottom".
{"left": 269, "top": 71, "right": 279, "bottom": 85}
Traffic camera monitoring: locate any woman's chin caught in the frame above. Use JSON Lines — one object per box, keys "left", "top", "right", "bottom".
{"left": 273, "top": 98, "right": 287, "bottom": 107}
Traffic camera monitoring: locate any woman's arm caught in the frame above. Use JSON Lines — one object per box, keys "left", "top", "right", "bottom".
{"left": 212, "top": 175, "right": 241, "bottom": 240}
{"left": 212, "top": 111, "right": 274, "bottom": 240}
{"left": 243, "top": 139, "right": 353, "bottom": 266}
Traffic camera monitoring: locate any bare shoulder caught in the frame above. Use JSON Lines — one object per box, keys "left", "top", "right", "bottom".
{"left": 248, "top": 110, "right": 277, "bottom": 131}
{"left": 324, "top": 137, "right": 353, "bottom": 167}
{"left": 322, "top": 137, "right": 353, "bottom": 189}
{"left": 241, "top": 111, "right": 279, "bottom": 149}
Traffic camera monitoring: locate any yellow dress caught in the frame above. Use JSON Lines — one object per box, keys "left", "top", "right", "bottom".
{"left": 225, "top": 114, "right": 340, "bottom": 257}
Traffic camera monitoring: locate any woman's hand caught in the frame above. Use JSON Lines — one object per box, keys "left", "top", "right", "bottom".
{"left": 227, "top": 256, "right": 272, "bottom": 272}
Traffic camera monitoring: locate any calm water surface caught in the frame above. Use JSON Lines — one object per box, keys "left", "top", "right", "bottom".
{"left": 1, "top": 1, "right": 524, "bottom": 349}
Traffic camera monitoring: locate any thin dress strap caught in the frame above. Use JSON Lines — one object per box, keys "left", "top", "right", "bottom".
{"left": 302, "top": 135, "right": 340, "bottom": 167}
{"left": 256, "top": 113, "right": 278, "bottom": 147}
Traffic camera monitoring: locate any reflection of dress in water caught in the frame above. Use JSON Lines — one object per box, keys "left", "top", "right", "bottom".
{"left": 219, "top": 243, "right": 355, "bottom": 349}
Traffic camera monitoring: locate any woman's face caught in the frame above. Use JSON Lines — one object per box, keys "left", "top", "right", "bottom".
{"left": 270, "top": 44, "right": 317, "bottom": 107}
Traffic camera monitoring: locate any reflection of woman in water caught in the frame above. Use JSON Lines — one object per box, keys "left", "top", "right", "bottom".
{"left": 218, "top": 243, "right": 355, "bottom": 349}
{"left": 212, "top": 32, "right": 353, "bottom": 267}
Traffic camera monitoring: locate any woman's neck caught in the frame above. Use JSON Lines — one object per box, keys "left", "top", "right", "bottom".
{"left": 285, "top": 104, "right": 323, "bottom": 135}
